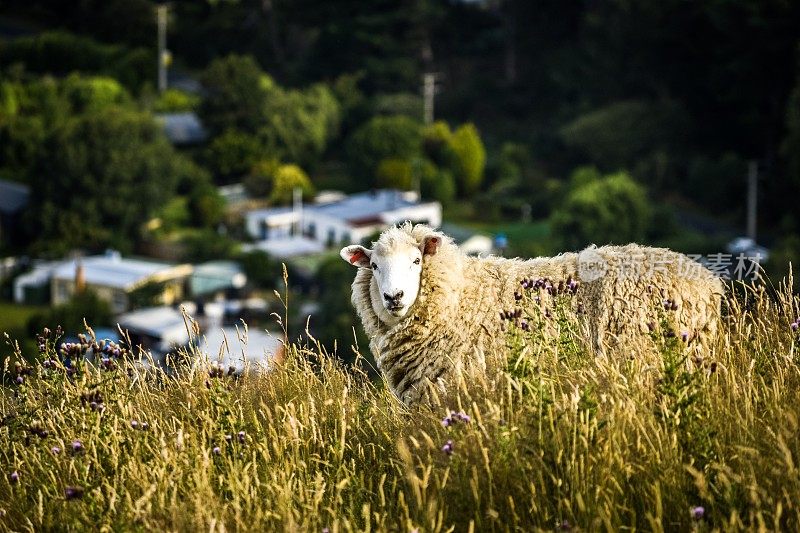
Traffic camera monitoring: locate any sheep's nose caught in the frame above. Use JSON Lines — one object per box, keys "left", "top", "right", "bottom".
{"left": 383, "top": 291, "right": 404, "bottom": 303}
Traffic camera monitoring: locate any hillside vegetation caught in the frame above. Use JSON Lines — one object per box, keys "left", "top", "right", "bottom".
{"left": 1, "top": 279, "right": 800, "bottom": 531}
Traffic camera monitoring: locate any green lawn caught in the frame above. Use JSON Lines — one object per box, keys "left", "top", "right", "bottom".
{"left": 0, "top": 301, "right": 44, "bottom": 336}
{"left": 450, "top": 218, "right": 554, "bottom": 256}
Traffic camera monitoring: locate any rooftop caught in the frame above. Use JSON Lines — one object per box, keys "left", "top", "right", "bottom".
{"left": 117, "top": 306, "right": 189, "bottom": 339}
{"left": 0, "top": 179, "right": 31, "bottom": 214}
{"left": 243, "top": 237, "right": 325, "bottom": 258}
{"left": 155, "top": 112, "right": 208, "bottom": 145}
{"left": 313, "top": 190, "right": 423, "bottom": 222}
{"left": 52, "top": 252, "right": 190, "bottom": 290}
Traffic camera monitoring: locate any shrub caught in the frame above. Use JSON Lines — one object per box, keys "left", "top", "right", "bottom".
{"left": 551, "top": 169, "right": 650, "bottom": 250}
{"left": 346, "top": 115, "right": 422, "bottom": 183}
{"left": 204, "top": 129, "right": 266, "bottom": 182}
{"left": 152, "top": 89, "right": 200, "bottom": 113}
{"left": 0, "top": 31, "right": 151, "bottom": 90}
{"left": 376, "top": 158, "right": 413, "bottom": 189}
{"left": 449, "top": 123, "right": 486, "bottom": 196}
{"left": 269, "top": 164, "right": 314, "bottom": 205}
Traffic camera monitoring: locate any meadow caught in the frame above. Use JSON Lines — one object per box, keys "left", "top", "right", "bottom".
{"left": 1, "top": 277, "right": 800, "bottom": 532}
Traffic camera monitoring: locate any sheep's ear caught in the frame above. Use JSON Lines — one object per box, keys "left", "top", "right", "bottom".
{"left": 340, "top": 245, "right": 372, "bottom": 267}
{"left": 421, "top": 235, "right": 441, "bottom": 256}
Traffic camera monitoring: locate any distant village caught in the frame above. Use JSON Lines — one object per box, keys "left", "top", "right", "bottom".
{"left": 0, "top": 171, "right": 494, "bottom": 371}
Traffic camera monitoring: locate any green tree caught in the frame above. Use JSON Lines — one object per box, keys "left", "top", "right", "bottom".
{"left": 559, "top": 100, "right": 689, "bottom": 189}
{"left": 422, "top": 121, "right": 454, "bottom": 167}
{"left": 415, "top": 158, "right": 456, "bottom": 205}
{"left": 244, "top": 159, "right": 281, "bottom": 198}
{"left": 346, "top": 115, "right": 422, "bottom": 184}
{"left": 376, "top": 158, "right": 413, "bottom": 189}
{"left": 449, "top": 123, "right": 486, "bottom": 196}
{"left": 0, "top": 31, "right": 151, "bottom": 91}
{"left": 238, "top": 250, "right": 280, "bottom": 289}
{"left": 61, "top": 74, "right": 129, "bottom": 113}
{"left": 25, "top": 107, "right": 190, "bottom": 255}
{"left": 269, "top": 164, "right": 314, "bottom": 205}
{"left": 551, "top": 170, "right": 651, "bottom": 250}
{"left": 259, "top": 83, "right": 341, "bottom": 167}
{"left": 152, "top": 89, "right": 200, "bottom": 113}
{"left": 199, "top": 54, "right": 273, "bottom": 135}
{"left": 204, "top": 129, "right": 265, "bottom": 182}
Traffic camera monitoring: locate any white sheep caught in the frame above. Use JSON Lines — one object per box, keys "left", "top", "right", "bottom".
{"left": 341, "top": 223, "right": 723, "bottom": 405}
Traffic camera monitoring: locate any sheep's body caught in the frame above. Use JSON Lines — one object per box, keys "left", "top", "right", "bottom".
{"left": 350, "top": 224, "right": 723, "bottom": 405}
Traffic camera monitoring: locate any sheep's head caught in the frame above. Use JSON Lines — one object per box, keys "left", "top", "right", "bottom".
{"left": 341, "top": 230, "right": 442, "bottom": 320}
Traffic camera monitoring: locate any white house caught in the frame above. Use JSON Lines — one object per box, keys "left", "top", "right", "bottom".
{"left": 244, "top": 190, "right": 442, "bottom": 256}
{"left": 117, "top": 305, "right": 280, "bottom": 372}
{"left": 14, "top": 251, "right": 192, "bottom": 312}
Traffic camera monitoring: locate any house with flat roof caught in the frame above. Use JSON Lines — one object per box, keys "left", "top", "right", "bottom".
{"left": 13, "top": 251, "right": 193, "bottom": 311}
{"left": 190, "top": 260, "right": 247, "bottom": 297}
{"left": 244, "top": 189, "right": 442, "bottom": 257}
{"left": 49, "top": 251, "right": 192, "bottom": 313}
{"left": 117, "top": 305, "right": 280, "bottom": 371}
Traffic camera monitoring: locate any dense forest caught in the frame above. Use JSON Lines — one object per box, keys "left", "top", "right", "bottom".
{"left": 1, "top": 0, "right": 799, "bottom": 280}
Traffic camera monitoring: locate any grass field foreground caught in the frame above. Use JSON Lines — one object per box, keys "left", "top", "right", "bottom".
{"left": 1, "top": 279, "right": 800, "bottom": 531}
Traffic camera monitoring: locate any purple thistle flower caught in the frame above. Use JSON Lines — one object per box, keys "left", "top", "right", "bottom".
{"left": 456, "top": 411, "right": 471, "bottom": 423}
{"left": 9, "top": 471, "right": 19, "bottom": 484}
{"left": 238, "top": 431, "right": 246, "bottom": 443}
{"left": 441, "top": 417, "right": 451, "bottom": 427}
{"left": 792, "top": 321, "right": 799, "bottom": 332}
{"left": 514, "top": 291, "right": 522, "bottom": 301}
{"left": 212, "top": 446, "right": 221, "bottom": 455}
{"left": 15, "top": 376, "right": 23, "bottom": 385}
{"left": 131, "top": 420, "right": 139, "bottom": 429}
{"left": 322, "top": 528, "right": 330, "bottom": 533}
{"left": 71, "top": 440, "right": 84, "bottom": 453}
{"left": 225, "top": 434, "right": 232, "bottom": 444}
{"left": 441, "top": 439, "right": 454, "bottom": 456}
{"left": 64, "top": 486, "right": 84, "bottom": 500}
{"left": 141, "top": 422, "right": 149, "bottom": 430}
{"left": 690, "top": 506, "right": 705, "bottom": 520}
{"left": 43, "top": 359, "right": 51, "bottom": 369}
{"left": 681, "top": 331, "right": 689, "bottom": 343}
{"left": 52, "top": 446, "right": 61, "bottom": 455}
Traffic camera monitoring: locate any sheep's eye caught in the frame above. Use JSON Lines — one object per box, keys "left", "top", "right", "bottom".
{"left": 413, "top": 258, "right": 421, "bottom": 265}
{"left": 371, "top": 262, "right": 378, "bottom": 270}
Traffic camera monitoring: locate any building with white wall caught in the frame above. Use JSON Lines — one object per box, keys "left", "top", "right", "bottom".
{"left": 244, "top": 190, "right": 442, "bottom": 256}
{"left": 14, "top": 251, "right": 192, "bottom": 313}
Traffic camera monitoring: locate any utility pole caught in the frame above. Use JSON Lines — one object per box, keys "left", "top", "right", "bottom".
{"left": 747, "top": 160, "right": 758, "bottom": 241}
{"left": 422, "top": 73, "right": 436, "bottom": 125}
{"left": 157, "top": 4, "right": 169, "bottom": 93}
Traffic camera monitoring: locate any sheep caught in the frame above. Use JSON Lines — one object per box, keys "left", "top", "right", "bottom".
{"left": 340, "top": 223, "right": 724, "bottom": 405}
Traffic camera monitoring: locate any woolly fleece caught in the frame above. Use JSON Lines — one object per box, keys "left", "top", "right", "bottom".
{"left": 350, "top": 224, "right": 723, "bottom": 405}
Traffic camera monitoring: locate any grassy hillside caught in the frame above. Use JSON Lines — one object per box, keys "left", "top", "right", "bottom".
{"left": 1, "top": 280, "right": 799, "bottom": 531}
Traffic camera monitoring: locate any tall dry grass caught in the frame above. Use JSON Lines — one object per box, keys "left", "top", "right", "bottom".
{"left": 1, "top": 276, "right": 799, "bottom": 532}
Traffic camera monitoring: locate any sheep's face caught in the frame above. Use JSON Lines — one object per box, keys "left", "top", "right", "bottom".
{"left": 341, "top": 234, "right": 442, "bottom": 320}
